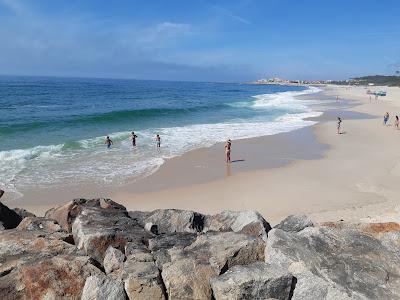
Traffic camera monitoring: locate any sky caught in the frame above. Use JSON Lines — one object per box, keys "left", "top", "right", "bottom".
{"left": 0, "top": 0, "right": 399, "bottom": 82}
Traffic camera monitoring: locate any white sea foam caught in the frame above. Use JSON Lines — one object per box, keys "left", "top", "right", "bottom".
{"left": 0, "top": 86, "right": 323, "bottom": 199}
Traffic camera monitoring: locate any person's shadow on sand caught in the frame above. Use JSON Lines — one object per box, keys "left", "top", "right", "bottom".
{"left": 231, "top": 159, "right": 245, "bottom": 163}
{"left": 339, "top": 131, "right": 347, "bottom": 135}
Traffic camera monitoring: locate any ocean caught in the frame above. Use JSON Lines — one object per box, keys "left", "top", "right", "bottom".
{"left": 0, "top": 76, "right": 322, "bottom": 199}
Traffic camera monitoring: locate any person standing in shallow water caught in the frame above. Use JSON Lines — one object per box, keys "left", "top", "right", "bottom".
{"left": 131, "top": 131, "right": 138, "bottom": 147}
{"left": 225, "top": 139, "right": 232, "bottom": 163}
{"left": 395, "top": 116, "right": 399, "bottom": 129}
{"left": 105, "top": 136, "right": 113, "bottom": 149}
{"left": 156, "top": 134, "right": 161, "bottom": 148}
{"left": 337, "top": 117, "right": 342, "bottom": 134}
{"left": 384, "top": 112, "right": 389, "bottom": 126}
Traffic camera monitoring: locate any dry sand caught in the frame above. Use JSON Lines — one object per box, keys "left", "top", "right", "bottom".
{"left": 7, "top": 85, "right": 400, "bottom": 225}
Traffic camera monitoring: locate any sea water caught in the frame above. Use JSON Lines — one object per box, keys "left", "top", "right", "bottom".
{"left": 0, "top": 76, "right": 322, "bottom": 198}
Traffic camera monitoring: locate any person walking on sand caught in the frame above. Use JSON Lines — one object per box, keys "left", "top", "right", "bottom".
{"left": 384, "top": 112, "right": 389, "bottom": 126}
{"left": 337, "top": 117, "right": 342, "bottom": 134}
{"left": 131, "top": 131, "right": 138, "bottom": 147}
{"left": 156, "top": 134, "right": 161, "bottom": 148}
{"left": 336, "top": 95, "right": 339, "bottom": 102}
{"left": 225, "top": 139, "right": 232, "bottom": 163}
{"left": 395, "top": 116, "right": 399, "bottom": 129}
{"left": 105, "top": 136, "right": 113, "bottom": 149}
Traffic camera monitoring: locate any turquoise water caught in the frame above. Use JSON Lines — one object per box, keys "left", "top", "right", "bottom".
{"left": 0, "top": 76, "right": 321, "bottom": 198}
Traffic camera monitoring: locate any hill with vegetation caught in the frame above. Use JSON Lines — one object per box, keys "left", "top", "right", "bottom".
{"left": 332, "top": 75, "right": 400, "bottom": 87}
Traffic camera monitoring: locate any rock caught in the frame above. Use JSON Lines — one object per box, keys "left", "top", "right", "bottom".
{"left": 18, "top": 255, "right": 101, "bottom": 299}
{"left": 265, "top": 227, "right": 400, "bottom": 299}
{"left": 161, "top": 231, "right": 265, "bottom": 299}
{"left": 13, "top": 207, "right": 36, "bottom": 219}
{"left": 45, "top": 198, "right": 127, "bottom": 232}
{"left": 122, "top": 259, "right": 166, "bottom": 300}
{"left": 130, "top": 209, "right": 205, "bottom": 234}
{"left": 148, "top": 232, "right": 198, "bottom": 269}
{"left": 148, "top": 232, "right": 197, "bottom": 252}
{"left": 0, "top": 189, "right": 3, "bottom": 198}
{"left": 17, "top": 217, "right": 63, "bottom": 233}
{"left": 81, "top": 274, "right": 126, "bottom": 300}
{"left": 0, "top": 202, "right": 22, "bottom": 229}
{"left": 320, "top": 220, "right": 400, "bottom": 236}
{"left": 72, "top": 206, "right": 151, "bottom": 264}
{"left": 0, "top": 229, "right": 102, "bottom": 299}
{"left": 127, "top": 210, "right": 152, "bottom": 227}
{"left": 162, "top": 256, "right": 215, "bottom": 299}
{"left": 274, "top": 215, "right": 313, "bottom": 232}
{"left": 204, "top": 210, "right": 271, "bottom": 239}
{"left": 104, "top": 246, "right": 125, "bottom": 274}
{"left": 210, "top": 262, "right": 295, "bottom": 300}
{"left": 124, "top": 244, "right": 153, "bottom": 262}
{"left": 0, "top": 228, "right": 104, "bottom": 299}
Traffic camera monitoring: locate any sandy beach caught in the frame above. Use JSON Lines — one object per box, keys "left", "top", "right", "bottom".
{"left": 112, "top": 84, "right": 400, "bottom": 224}
{"left": 6, "top": 84, "right": 400, "bottom": 224}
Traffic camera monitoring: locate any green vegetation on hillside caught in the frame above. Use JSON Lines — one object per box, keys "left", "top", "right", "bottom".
{"left": 331, "top": 75, "right": 400, "bottom": 87}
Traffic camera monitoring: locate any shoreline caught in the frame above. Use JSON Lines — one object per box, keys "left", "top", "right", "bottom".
{"left": 5, "top": 84, "right": 400, "bottom": 225}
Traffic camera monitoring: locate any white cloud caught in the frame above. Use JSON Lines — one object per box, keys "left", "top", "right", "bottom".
{"left": 212, "top": 5, "right": 251, "bottom": 25}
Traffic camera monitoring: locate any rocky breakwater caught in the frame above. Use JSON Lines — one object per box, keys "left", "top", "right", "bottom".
{"left": 0, "top": 199, "right": 399, "bottom": 299}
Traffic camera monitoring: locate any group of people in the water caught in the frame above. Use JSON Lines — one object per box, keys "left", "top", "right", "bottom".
{"left": 105, "top": 132, "right": 233, "bottom": 164}
{"left": 104, "top": 132, "right": 161, "bottom": 149}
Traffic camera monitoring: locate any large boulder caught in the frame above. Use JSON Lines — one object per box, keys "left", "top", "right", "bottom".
{"left": 148, "top": 232, "right": 197, "bottom": 252}
{"left": 210, "top": 262, "right": 295, "bottom": 300}
{"left": 72, "top": 206, "right": 151, "bottom": 264}
{"left": 129, "top": 209, "right": 205, "bottom": 234}
{"left": 122, "top": 259, "right": 166, "bottom": 300}
{"left": 148, "top": 232, "right": 198, "bottom": 270}
{"left": 265, "top": 227, "right": 400, "bottom": 299}
{"left": 0, "top": 229, "right": 102, "bottom": 299}
{"left": 81, "top": 274, "right": 127, "bottom": 300}
{"left": 204, "top": 210, "right": 271, "bottom": 239}
{"left": 13, "top": 207, "right": 36, "bottom": 219}
{"left": 16, "top": 255, "right": 101, "bottom": 299}
{"left": 103, "top": 246, "right": 125, "bottom": 275}
{"left": 161, "top": 231, "right": 265, "bottom": 299}
{"left": 0, "top": 202, "right": 22, "bottom": 229}
{"left": 274, "top": 215, "right": 313, "bottom": 232}
{"left": 45, "top": 198, "right": 126, "bottom": 232}
{"left": 16, "top": 217, "right": 63, "bottom": 233}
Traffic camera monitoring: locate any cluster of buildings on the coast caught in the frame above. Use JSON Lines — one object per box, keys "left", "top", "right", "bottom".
{"left": 250, "top": 77, "right": 335, "bottom": 85}
{"left": 250, "top": 77, "right": 391, "bottom": 86}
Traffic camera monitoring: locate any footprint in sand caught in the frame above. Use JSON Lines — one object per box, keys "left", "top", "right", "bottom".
{"left": 390, "top": 161, "right": 400, "bottom": 176}
{"left": 354, "top": 182, "right": 386, "bottom": 196}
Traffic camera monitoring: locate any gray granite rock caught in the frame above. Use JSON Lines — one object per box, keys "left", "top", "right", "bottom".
{"left": 72, "top": 206, "right": 152, "bottom": 264}
{"left": 131, "top": 209, "right": 205, "bottom": 234}
{"left": 13, "top": 207, "right": 36, "bottom": 219}
{"left": 45, "top": 198, "right": 127, "bottom": 232}
{"left": 103, "top": 246, "right": 125, "bottom": 275}
{"left": 265, "top": 227, "right": 400, "bottom": 299}
{"left": 122, "top": 259, "right": 166, "bottom": 300}
{"left": 161, "top": 231, "right": 265, "bottom": 299}
{"left": 210, "top": 262, "right": 295, "bottom": 300}
{"left": 204, "top": 210, "right": 271, "bottom": 239}
{"left": 81, "top": 274, "right": 127, "bottom": 300}
{"left": 16, "top": 216, "right": 63, "bottom": 233}
{"left": 274, "top": 215, "right": 313, "bottom": 232}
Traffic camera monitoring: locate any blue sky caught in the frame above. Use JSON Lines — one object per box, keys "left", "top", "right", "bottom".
{"left": 0, "top": 0, "right": 399, "bottom": 81}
